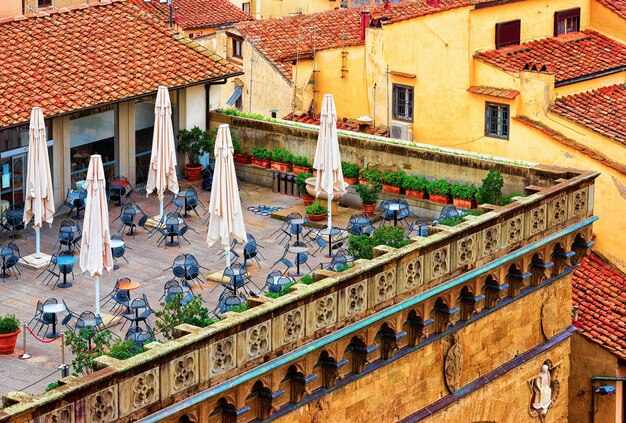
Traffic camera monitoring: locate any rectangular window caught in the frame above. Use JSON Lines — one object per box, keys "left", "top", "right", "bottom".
{"left": 38, "top": 0, "right": 52, "bottom": 7}
{"left": 242, "top": 2, "right": 250, "bottom": 14}
{"left": 232, "top": 38, "right": 242, "bottom": 59}
{"left": 392, "top": 84, "right": 414, "bottom": 122}
{"left": 484, "top": 102, "right": 509, "bottom": 139}
{"left": 495, "top": 19, "right": 521, "bottom": 49}
{"left": 554, "top": 8, "right": 580, "bottom": 36}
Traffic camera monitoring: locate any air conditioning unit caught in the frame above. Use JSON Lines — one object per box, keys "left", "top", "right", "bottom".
{"left": 391, "top": 121, "right": 412, "bottom": 141}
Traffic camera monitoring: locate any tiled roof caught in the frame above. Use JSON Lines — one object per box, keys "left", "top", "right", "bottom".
{"left": 474, "top": 30, "right": 626, "bottom": 84}
{"left": 0, "top": 0, "right": 241, "bottom": 129}
{"left": 573, "top": 252, "right": 626, "bottom": 360}
{"left": 237, "top": 0, "right": 492, "bottom": 81}
{"left": 467, "top": 85, "right": 519, "bottom": 99}
{"left": 134, "top": 0, "right": 252, "bottom": 30}
{"left": 283, "top": 113, "right": 390, "bottom": 137}
{"left": 597, "top": 0, "right": 626, "bottom": 20}
{"left": 551, "top": 84, "right": 626, "bottom": 146}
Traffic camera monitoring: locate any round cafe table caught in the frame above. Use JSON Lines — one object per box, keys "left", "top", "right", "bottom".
{"left": 57, "top": 255, "right": 77, "bottom": 288}
{"left": 110, "top": 239, "right": 124, "bottom": 270}
{"left": 42, "top": 303, "right": 67, "bottom": 339}
{"left": 118, "top": 280, "right": 140, "bottom": 314}
{"left": 290, "top": 218, "right": 306, "bottom": 244}
{"left": 319, "top": 227, "right": 341, "bottom": 258}
{"left": 288, "top": 245, "right": 308, "bottom": 276}
{"left": 387, "top": 201, "right": 401, "bottom": 226}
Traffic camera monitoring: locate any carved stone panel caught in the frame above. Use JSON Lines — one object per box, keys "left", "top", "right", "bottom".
{"left": 549, "top": 196, "right": 568, "bottom": 226}
{"left": 309, "top": 293, "right": 337, "bottom": 333}
{"left": 527, "top": 205, "right": 547, "bottom": 237}
{"left": 540, "top": 286, "right": 558, "bottom": 340}
{"left": 529, "top": 360, "right": 561, "bottom": 421}
{"left": 168, "top": 351, "right": 199, "bottom": 395}
{"left": 399, "top": 256, "right": 424, "bottom": 293}
{"left": 344, "top": 280, "right": 367, "bottom": 317}
{"left": 87, "top": 386, "right": 118, "bottom": 423}
{"left": 505, "top": 215, "right": 524, "bottom": 246}
{"left": 278, "top": 306, "right": 305, "bottom": 347}
{"left": 481, "top": 225, "right": 500, "bottom": 258}
{"left": 569, "top": 188, "right": 588, "bottom": 218}
{"left": 428, "top": 245, "right": 450, "bottom": 281}
{"left": 456, "top": 234, "right": 477, "bottom": 267}
{"left": 247, "top": 320, "right": 271, "bottom": 360}
{"left": 444, "top": 333, "right": 463, "bottom": 394}
{"left": 40, "top": 404, "right": 74, "bottom": 423}
{"left": 209, "top": 335, "right": 236, "bottom": 377}
{"left": 373, "top": 268, "right": 396, "bottom": 305}
{"left": 119, "top": 367, "right": 160, "bottom": 417}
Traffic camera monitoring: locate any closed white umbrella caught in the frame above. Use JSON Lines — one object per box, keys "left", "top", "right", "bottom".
{"left": 23, "top": 107, "right": 55, "bottom": 258}
{"left": 206, "top": 124, "right": 246, "bottom": 268}
{"left": 146, "top": 86, "right": 179, "bottom": 218}
{"left": 80, "top": 155, "right": 113, "bottom": 315}
{"left": 313, "top": 94, "right": 347, "bottom": 230}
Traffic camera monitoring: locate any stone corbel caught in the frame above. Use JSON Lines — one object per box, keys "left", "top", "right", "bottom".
{"left": 507, "top": 271, "right": 532, "bottom": 297}
{"left": 484, "top": 281, "right": 510, "bottom": 309}
{"left": 290, "top": 374, "right": 318, "bottom": 403}
{"left": 377, "top": 331, "right": 407, "bottom": 360}
{"left": 572, "top": 240, "right": 595, "bottom": 265}
{"left": 434, "top": 305, "right": 461, "bottom": 333}
{"left": 222, "top": 405, "right": 251, "bottom": 423}
{"left": 459, "top": 293, "right": 486, "bottom": 321}
{"left": 552, "top": 250, "right": 575, "bottom": 275}
{"left": 531, "top": 260, "right": 554, "bottom": 286}
{"left": 258, "top": 389, "right": 285, "bottom": 419}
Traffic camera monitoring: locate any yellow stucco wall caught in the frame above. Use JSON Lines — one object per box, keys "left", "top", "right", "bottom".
{"left": 255, "top": 0, "right": 340, "bottom": 19}
{"left": 554, "top": 71, "right": 626, "bottom": 97}
{"left": 591, "top": 0, "right": 626, "bottom": 43}
{"left": 0, "top": 0, "right": 21, "bottom": 18}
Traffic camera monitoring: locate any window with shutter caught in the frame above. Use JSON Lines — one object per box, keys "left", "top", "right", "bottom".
{"left": 484, "top": 103, "right": 509, "bottom": 139}
{"left": 392, "top": 84, "right": 414, "bottom": 122}
{"left": 495, "top": 20, "right": 521, "bottom": 49}
{"left": 554, "top": 8, "right": 580, "bottom": 36}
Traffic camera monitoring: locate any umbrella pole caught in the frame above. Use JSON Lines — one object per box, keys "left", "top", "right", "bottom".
{"left": 95, "top": 277, "right": 100, "bottom": 316}
{"left": 327, "top": 195, "right": 332, "bottom": 232}
{"left": 225, "top": 247, "right": 235, "bottom": 295}
{"left": 35, "top": 228, "right": 41, "bottom": 259}
{"left": 159, "top": 198, "right": 164, "bottom": 219}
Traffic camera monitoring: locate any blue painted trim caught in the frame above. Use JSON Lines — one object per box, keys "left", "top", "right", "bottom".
{"left": 136, "top": 216, "right": 597, "bottom": 422}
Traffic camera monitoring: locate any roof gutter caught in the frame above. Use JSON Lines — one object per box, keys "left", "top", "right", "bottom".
{"left": 555, "top": 65, "right": 626, "bottom": 87}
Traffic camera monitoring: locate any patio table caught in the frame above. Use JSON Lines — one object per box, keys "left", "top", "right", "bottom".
{"left": 110, "top": 239, "right": 124, "bottom": 270}
{"left": 118, "top": 280, "right": 140, "bottom": 314}
{"left": 288, "top": 245, "right": 308, "bottom": 276}
{"left": 56, "top": 255, "right": 77, "bottom": 288}
{"left": 42, "top": 303, "right": 66, "bottom": 339}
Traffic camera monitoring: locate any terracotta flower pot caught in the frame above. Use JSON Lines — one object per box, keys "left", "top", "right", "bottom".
{"left": 233, "top": 153, "right": 251, "bottom": 165}
{"left": 251, "top": 158, "right": 271, "bottom": 168}
{"left": 453, "top": 198, "right": 477, "bottom": 209}
{"left": 344, "top": 177, "right": 358, "bottom": 186}
{"left": 306, "top": 213, "right": 326, "bottom": 221}
{"left": 301, "top": 193, "right": 315, "bottom": 206}
{"left": 0, "top": 328, "right": 20, "bottom": 355}
{"left": 429, "top": 194, "right": 451, "bottom": 204}
{"left": 382, "top": 184, "right": 401, "bottom": 194}
{"left": 405, "top": 189, "right": 426, "bottom": 199}
{"left": 292, "top": 165, "right": 312, "bottom": 175}
{"left": 184, "top": 164, "right": 203, "bottom": 181}
{"left": 363, "top": 203, "right": 376, "bottom": 216}
{"left": 271, "top": 161, "right": 292, "bottom": 172}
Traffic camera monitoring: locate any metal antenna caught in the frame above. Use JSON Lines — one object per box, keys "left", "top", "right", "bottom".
{"left": 248, "top": 36, "right": 261, "bottom": 113}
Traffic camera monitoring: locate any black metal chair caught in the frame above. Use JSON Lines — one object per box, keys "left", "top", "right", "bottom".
{"left": 118, "top": 206, "right": 138, "bottom": 236}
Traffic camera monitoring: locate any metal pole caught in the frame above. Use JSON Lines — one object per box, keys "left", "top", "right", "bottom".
{"left": 169, "top": 0, "right": 173, "bottom": 27}
{"left": 248, "top": 38, "right": 256, "bottom": 113}
{"left": 373, "top": 83, "right": 377, "bottom": 127}
{"left": 95, "top": 277, "right": 100, "bottom": 316}
{"left": 159, "top": 198, "right": 164, "bottom": 219}
{"left": 386, "top": 65, "right": 390, "bottom": 131}
{"left": 35, "top": 227, "right": 41, "bottom": 259}
{"left": 18, "top": 322, "right": 30, "bottom": 359}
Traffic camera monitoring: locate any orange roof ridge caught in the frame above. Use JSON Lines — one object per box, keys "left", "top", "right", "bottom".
{"left": 0, "top": 0, "right": 126, "bottom": 25}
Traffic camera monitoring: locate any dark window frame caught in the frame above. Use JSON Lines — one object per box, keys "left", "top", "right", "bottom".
{"left": 554, "top": 8, "right": 580, "bottom": 36}
{"left": 38, "top": 0, "right": 52, "bottom": 7}
{"left": 232, "top": 38, "right": 243, "bottom": 59}
{"left": 484, "top": 102, "right": 510, "bottom": 140}
{"left": 392, "top": 83, "right": 414, "bottom": 122}
{"left": 495, "top": 19, "right": 521, "bottom": 49}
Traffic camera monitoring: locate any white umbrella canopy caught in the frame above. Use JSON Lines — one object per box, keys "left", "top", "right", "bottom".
{"left": 146, "top": 86, "right": 179, "bottom": 217}
{"left": 23, "top": 107, "right": 55, "bottom": 258}
{"left": 313, "top": 94, "right": 347, "bottom": 229}
{"left": 80, "top": 155, "right": 113, "bottom": 315}
{"left": 206, "top": 124, "right": 246, "bottom": 267}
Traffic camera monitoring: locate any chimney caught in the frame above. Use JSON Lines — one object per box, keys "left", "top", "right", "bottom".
{"left": 360, "top": 10, "right": 371, "bottom": 41}
{"left": 384, "top": 0, "right": 390, "bottom": 10}
{"left": 427, "top": 0, "right": 440, "bottom": 6}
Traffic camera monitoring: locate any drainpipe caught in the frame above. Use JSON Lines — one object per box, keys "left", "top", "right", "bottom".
{"left": 205, "top": 79, "right": 228, "bottom": 129}
{"left": 591, "top": 376, "right": 626, "bottom": 423}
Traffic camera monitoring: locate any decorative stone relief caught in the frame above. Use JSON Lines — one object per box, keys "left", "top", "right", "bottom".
{"left": 481, "top": 225, "right": 500, "bottom": 258}
{"left": 444, "top": 333, "right": 463, "bottom": 394}
{"left": 282, "top": 307, "right": 305, "bottom": 345}
{"left": 87, "top": 386, "right": 118, "bottom": 423}
{"left": 429, "top": 245, "right": 450, "bottom": 281}
{"left": 374, "top": 269, "right": 396, "bottom": 303}
{"left": 540, "top": 286, "right": 558, "bottom": 340}
{"left": 314, "top": 294, "right": 336, "bottom": 330}
{"left": 549, "top": 197, "right": 567, "bottom": 226}
{"left": 456, "top": 234, "right": 477, "bottom": 267}
{"left": 41, "top": 404, "right": 74, "bottom": 423}
{"left": 209, "top": 335, "right": 236, "bottom": 377}
{"left": 402, "top": 256, "right": 424, "bottom": 291}
{"left": 570, "top": 188, "right": 588, "bottom": 218}
{"left": 527, "top": 205, "right": 547, "bottom": 237}
{"left": 131, "top": 368, "right": 159, "bottom": 411}
{"left": 529, "top": 360, "right": 561, "bottom": 422}
{"left": 170, "top": 352, "right": 198, "bottom": 394}
{"left": 506, "top": 216, "right": 524, "bottom": 245}
{"left": 247, "top": 321, "right": 271, "bottom": 360}
{"left": 345, "top": 281, "right": 367, "bottom": 316}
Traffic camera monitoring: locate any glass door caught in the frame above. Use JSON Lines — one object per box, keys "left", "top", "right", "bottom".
{"left": 0, "top": 153, "right": 26, "bottom": 206}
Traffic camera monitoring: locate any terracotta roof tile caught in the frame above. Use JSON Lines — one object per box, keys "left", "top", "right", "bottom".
{"left": 597, "top": 0, "right": 626, "bottom": 20}
{"left": 551, "top": 84, "right": 626, "bottom": 146}
{"left": 134, "top": 0, "right": 252, "bottom": 30}
{"left": 474, "top": 30, "right": 626, "bottom": 84}
{"left": 0, "top": 0, "right": 241, "bottom": 129}
{"left": 237, "top": 0, "right": 492, "bottom": 81}
{"left": 283, "top": 112, "right": 390, "bottom": 137}
{"left": 467, "top": 85, "right": 519, "bottom": 99}
{"left": 573, "top": 252, "right": 626, "bottom": 360}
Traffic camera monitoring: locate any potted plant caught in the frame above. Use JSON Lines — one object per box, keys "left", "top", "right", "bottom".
{"left": 355, "top": 181, "right": 381, "bottom": 215}
{"left": 270, "top": 148, "right": 293, "bottom": 172}
{"left": 451, "top": 183, "right": 478, "bottom": 209}
{"left": 231, "top": 131, "right": 250, "bottom": 164}
{"left": 251, "top": 147, "right": 272, "bottom": 168}
{"left": 382, "top": 170, "right": 406, "bottom": 194}
{"left": 476, "top": 169, "right": 504, "bottom": 206}
{"left": 292, "top": 156, "right": 312, "bottom": 175}
{"left": 342, "top": 162, "right": 360, "bottom": 186}
{"left": 305, "top": 202, "right": 328, "bottom": 221}
{"left": 402, "top": 176, "right": 429, "bottom": 199}
{"left": 0, "top": 314, "right": 20, "bottom": 354}
{"left": 359, "top": 166, "right": 382, "bottom": 185}
{"left": 427, "top": 179, "right": 451, "bottom": 204}
{"left": 296, "top": 172, "right": 314, "bottom": 205}
{"left": 177, "top": 126, "right": 212, "bottom": 181}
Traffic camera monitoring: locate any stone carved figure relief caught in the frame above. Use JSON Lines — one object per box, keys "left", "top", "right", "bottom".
{"left": 132, "top": 369, "right": 159, "bottom": 410}
{"left": 404, "top": 257, "right": 423, "bottom": 290}
{"left": 430, "top": 246, "right": 449, "bottom": 280}
{"left": 314, "top": 294, "right": 336, "bottom": 330}
{"left": 529, "top": 360, "right": 561, "bottom": 422}
{"left": 375, "top": 269, "right": 395, "bottom": 303}
{"left": 507, "top": 216, "right": 524, "bottom": 245}
{"left": 209, "top": 336, "right": 236, "bottom": 376}
{"left": 41, "top": 404, "right": 74, "bottom": 423}
{"left": 247, "top": 321, "right": 271, "bottom": 359}
{"left": 571, "top": 188, "right": 587, "bottom": 217}
{"left": 282, "top": 307, "right": 304, "bottom": 344}
{"left": 540, "top": 286, "right": 558, "bottom": 340}
{"left": 457, "top": 235, "right": 476, "bottom": 266}
{"left": 172, "top": 354, "right": 197, "bottom": 393}
{"left": 528, "top": 205, "right": 547, "bottom": 236}
{"left": 482, "top": 225, "right": 500, "bottom": 258}
{"left": 444, "top": 333, "right": 464, "bottom": 393}
{"left": 550, "top": 197, "right": 567, "bottom": 226}
{"left": 88, "top": 386, "right": 118, "bottom": 423}
{"left": 346, "top": 282, "right": 367, "bottom": 316}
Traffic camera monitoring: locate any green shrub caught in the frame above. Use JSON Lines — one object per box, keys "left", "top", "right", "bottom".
{"left": 292, "top": 156, "right": 312, "bottom": 168}
{"left": 271, "top": 148, "right": 293, "bottom": 163}
{"left": 355, "top": 181, "right": 381, "bottom": 205}
{"left": 64, "top": 327, "right": 111, "bottom": 376}
{"left": 252, "top": 146, "right": 272, "bottom": 160}
{"left": 295, "top": 171, "right": 313, "bottom": 194}
{"left": 450, "top": 184, "right": 478, "bottom": 200}
{"left": 264, "top": 282, "right": 295, "bottom": 299}
{"left": 177, "top": 127, "right": 212, "bottom": 166}
{"left": 402, "top": 176, "right": 428, "bottom": 192}
{"left": 45, "top": 381, "right": 60, "bottom": 392}
{"left": 208, "top": 127, "right": 241, "bottom": 154}
{"left": 107, "top": 339, "right": 143, "bottom": 360}
{"left": 341, "top": 162, "right": 360, "bottom": 178}
{"left": 0, "top": 314, "right": 19, "bottom": 334}
{"left": 305, "top": 202, "right": 327, "bottom": 215}
{"left": 349, "top": 226, "right": 409, "bottom": 260}
{"left": 427, "top": 179, "right": 451, "bottom": 196}
{"left": 155, "top": 294, "right": 216, "bottom": 341}
{"left": 336, "top": 263, "right": 353, "bottom": 272}
{"left": 438, "top": 216, "right": 464, "bottom": 226}
{"left": 476, "top": 169, "right": 504, "bottom": 205}
{"left": 360, "top": 166, "right": 383, "bottom": 183}
{"left": 229, "top": 303, "right": 248, "bottom": 313}
{"left": 300, "top": 275, "right": 314, "bottom": 285}
{"left": 382, "top": 170, "right": 406, "bottom": 187}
